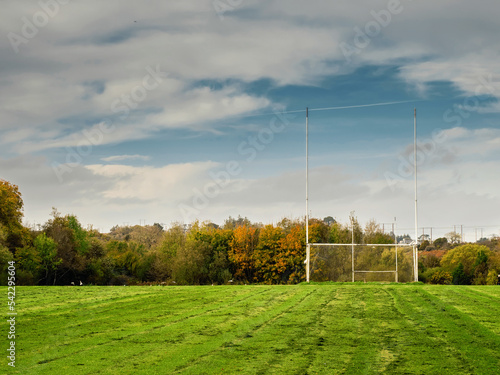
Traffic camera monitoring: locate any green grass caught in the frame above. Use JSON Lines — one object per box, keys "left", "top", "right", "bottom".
{"left": 2, "top": 284, "right": 500, "bottom": 374}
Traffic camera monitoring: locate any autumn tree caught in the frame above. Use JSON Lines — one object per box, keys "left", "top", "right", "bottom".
{"left": 441, "top": 244, "right": 491, "bottom": 284}
{"left": 308, "top": 219, "right": 329, "bottom": 243}
{"left": 228, "top": 225, "right": 259, "bottom": 282}
{"left": 253, "top": 225, "right": 285, "bottom": 284}
{"left": 0, "top": 180, "right": 29, "bottom": 252}
{"left": 278, "top": 224, "right": 306, "bottom": 283}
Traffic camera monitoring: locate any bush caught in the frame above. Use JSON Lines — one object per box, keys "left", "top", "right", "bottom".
{"left": 421, "top": 253, "right": 440, "bottom": 269}
{"left": 486, "top": 269, "right": 499, "bottom": 285}
{"left": 428, "top": 268, "right": 452, "bottom": 284}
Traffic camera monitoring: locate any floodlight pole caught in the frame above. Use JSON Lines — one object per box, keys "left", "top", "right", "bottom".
{"left": 306, "top": 107, "right": 310, "bottom": 283}
{"left": 414, "top": 108, "right": 419, "bottom": 282}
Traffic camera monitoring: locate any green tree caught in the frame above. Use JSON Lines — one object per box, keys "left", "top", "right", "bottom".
{"left": 150, "top": 224, "right": 186, "bottom": 282}
{"left": 323, "top": 216, "right": 336, "bottom": 226}
{"left": 0, "top": 244, "right": 14, "bottom": 285}
{"left": 14, "top": 246, "right": 39, "bottom": 285}
{"left": 171, "top": 233, "right": 210, "bottom": 285}
{"left": 329, "top": 222, "right": 354, "bottom": 244}
{"left": 67, "top": 215, "right": 90, "bottom": 255}
{"left": 205, "top": 227, "right": 233, "bottom": 285}
{"left": 83, "top": 238, "right": 112, "bottom": 284}
{"left": 418, "top": 240, "right": 430, "bottom": 251}
{"left": 106, "top": 240, "right": 147, "bottom": 282}
{"left": 149, "top": 223, "right": 186, "bottom": 282}
{"left": 472, "top": 250, "right": 489, "bottom": 285}
{"left": 452, "top": 263, "right": 470, "bottom": 285}
{"left": 34, "top": 233, "right": 62, "bottom": 285}
{"left": 43, "top": 210, "right": 94, "bottom": 284}
{"left": 433, "top": 237, "right": 449, "bottom": 249}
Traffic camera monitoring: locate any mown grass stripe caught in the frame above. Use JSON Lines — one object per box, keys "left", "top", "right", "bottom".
{"left": 19, "top": 286, "right": 278, "bottom": 374}
{"left": 424, "top": 286, "right": 500, "bottom": 335}
{"left": 3, "top": 284, "right": 500, "bottom": 375}
{"left": 390, "top": 286, "right": 500, "bottom": 374}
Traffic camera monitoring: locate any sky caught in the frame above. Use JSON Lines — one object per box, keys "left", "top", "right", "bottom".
{"left": 1, "top": 0, "right": 499, "bottom": 240}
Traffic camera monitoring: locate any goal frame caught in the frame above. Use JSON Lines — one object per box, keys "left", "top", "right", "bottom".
{"left": 304, "top": 107, "right": 419, "bottom": 282}
{"left": 308, "top": 243, "right": 415, "bottom": 283}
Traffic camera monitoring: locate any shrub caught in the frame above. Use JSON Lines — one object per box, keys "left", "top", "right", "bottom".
{"left": 428, "top": 268, "right": 452, "bottom": 284}
{"left": 421, "top": 253, "right": 441, "bottom": 269}
{"left": 486, "top": 269, "right": 499, "bottom": 285}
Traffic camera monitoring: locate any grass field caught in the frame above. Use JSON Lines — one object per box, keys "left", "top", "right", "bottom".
{"left": 3, "top": 284, "right": 500, "bottom": 374}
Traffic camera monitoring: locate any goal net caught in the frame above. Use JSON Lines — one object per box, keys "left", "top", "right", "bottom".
{"left": 309, "top": 244, "right": 414, "bottom": 282}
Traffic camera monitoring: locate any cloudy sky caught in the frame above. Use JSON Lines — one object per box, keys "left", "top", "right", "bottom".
{"left": 1, "top": 0, "right": 499, "bottom": 239}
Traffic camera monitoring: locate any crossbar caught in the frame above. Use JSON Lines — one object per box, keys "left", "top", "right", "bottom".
{"left": 309, "top": 243, "right": 412, "bottom": 247}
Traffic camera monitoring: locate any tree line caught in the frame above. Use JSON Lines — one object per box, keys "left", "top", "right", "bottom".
{"left": 418, "top": 238, "right": 500, "bottom": 285}
{"left": 1, "top": 179, "right": 499, "bottom": 285}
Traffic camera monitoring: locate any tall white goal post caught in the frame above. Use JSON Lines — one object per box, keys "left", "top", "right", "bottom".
{"left": 304, "top": 107, "right": 419, "bottom": 283}
{"left": 305, "top": 107, "right": 310, "bottom": 283}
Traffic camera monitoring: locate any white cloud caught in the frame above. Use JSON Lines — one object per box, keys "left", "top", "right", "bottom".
{"left": 147, "top": 86, "right": 270, "bottom": 129}
{"left": 85, "top": 161, "right": 220, "bottom": 201}
{"left": 436, "top": 127, "right": 500, "bottom": 157}
{"left": 2, "top": 0, "right": 500, "bottom": 151}
{"left": 101, "top": 155, "right": 150, "bottom": 162}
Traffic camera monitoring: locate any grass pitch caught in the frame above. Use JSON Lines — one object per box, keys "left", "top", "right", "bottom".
{"left": 4, "top": 284, "right": 500, "bottom": 374}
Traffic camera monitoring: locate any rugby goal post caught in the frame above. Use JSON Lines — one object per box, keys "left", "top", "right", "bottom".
{"left": 304, "top": 107, "right": 419, "bottom": 282}
{"left": 308, "top": 243, "right": 415, "bottom": 283}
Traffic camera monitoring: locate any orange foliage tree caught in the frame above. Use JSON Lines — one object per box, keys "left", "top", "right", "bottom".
{"left": 228, "top": 225, "right": 259, "bottom": 282}
{"left": 253, "top": 225, "right": 285, "bottom": 284}
{"left": 278, "top": 224, "right": 306, "bottom": 283}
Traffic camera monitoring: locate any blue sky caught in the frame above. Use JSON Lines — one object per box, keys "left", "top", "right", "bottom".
{"left": 1, "top": 0, "right": 499, "bottom": 240}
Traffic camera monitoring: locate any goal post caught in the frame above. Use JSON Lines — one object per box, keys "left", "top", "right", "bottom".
{"left": 308, "top": 243, "right": 414, "bottom": 283}
{"left": 304, "top": 108, "right": 420, "bottom": 282}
